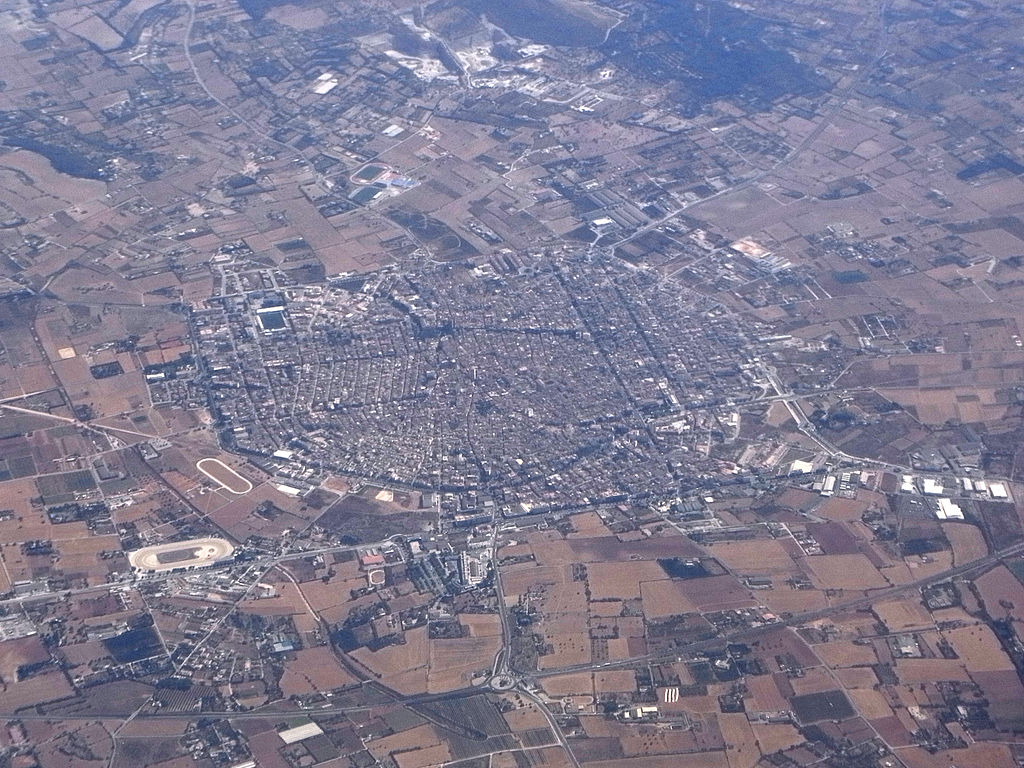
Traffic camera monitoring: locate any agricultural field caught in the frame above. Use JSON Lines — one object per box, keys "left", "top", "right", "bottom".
{"left": 2, "top": 0, "right": 1024, "bottom": 765}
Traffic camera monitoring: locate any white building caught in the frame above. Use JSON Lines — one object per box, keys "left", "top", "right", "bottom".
{"left": 936, "top": 498, "right": 964, "bottom": 520}
{"left": 279, "top": 723, "right": 324, "bottom": 745}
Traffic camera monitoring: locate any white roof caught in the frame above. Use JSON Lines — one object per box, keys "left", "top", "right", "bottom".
{"left": 922, "top": 478, "right": 943, "bottom": 495}
{"left": 937, "top": 498, "right": 964, "bottom": 520}
{"left": 990, "top": 482, "right": 1008, "bottom": 498}
{"left": 312, "top": 73, "right": 339, "bottom": 94}
{"left": 279, "top": 723, "right": 324, "bottom": 744}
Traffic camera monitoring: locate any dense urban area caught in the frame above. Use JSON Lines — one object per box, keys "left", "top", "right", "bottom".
{"left": 0, "top": 0, "right": 1023, "bottom": 767}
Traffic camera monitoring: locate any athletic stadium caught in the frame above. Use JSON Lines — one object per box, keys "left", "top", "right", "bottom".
{"left": 128, "top": 537, "right": 235, "bottom": 574}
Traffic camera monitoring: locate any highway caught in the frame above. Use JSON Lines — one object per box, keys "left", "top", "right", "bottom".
{"left": 4, "top": 521, "right": 1019, "bottom": 724}
{"left": 604, "top": 1, "right": 892, "bottom": 260}
{"left": 0, "top": 537, "right": 402, "bottom": 610}
{"left": 534, "top": 527, "right": 1024, "bottom": 680}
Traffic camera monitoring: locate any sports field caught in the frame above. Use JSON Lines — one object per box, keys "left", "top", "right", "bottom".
{"left": 197, "top": 458, "right": 253, "bottom": 494}
{"left": 128, "top": 538, "right": 235, "bottom": 573}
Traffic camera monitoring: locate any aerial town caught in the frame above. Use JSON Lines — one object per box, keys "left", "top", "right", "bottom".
{"left": 0, "top": 0, "right": 1022, "bottom": 766}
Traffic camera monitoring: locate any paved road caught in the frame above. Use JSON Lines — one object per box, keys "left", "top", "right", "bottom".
{"left": 5, "top": 524, "right": 1017, "bottom": 723}
{"left": 3, "top": 680, "right": 489, "bottom": 721}
{"left": 606, "top": 2, "right": 892, "bottom": 257}
{"left": 535, "top": 529, "right": 1024, "bottom": 680}
{"left": 0, "top": 537, "right": 400, "bottom": 609}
